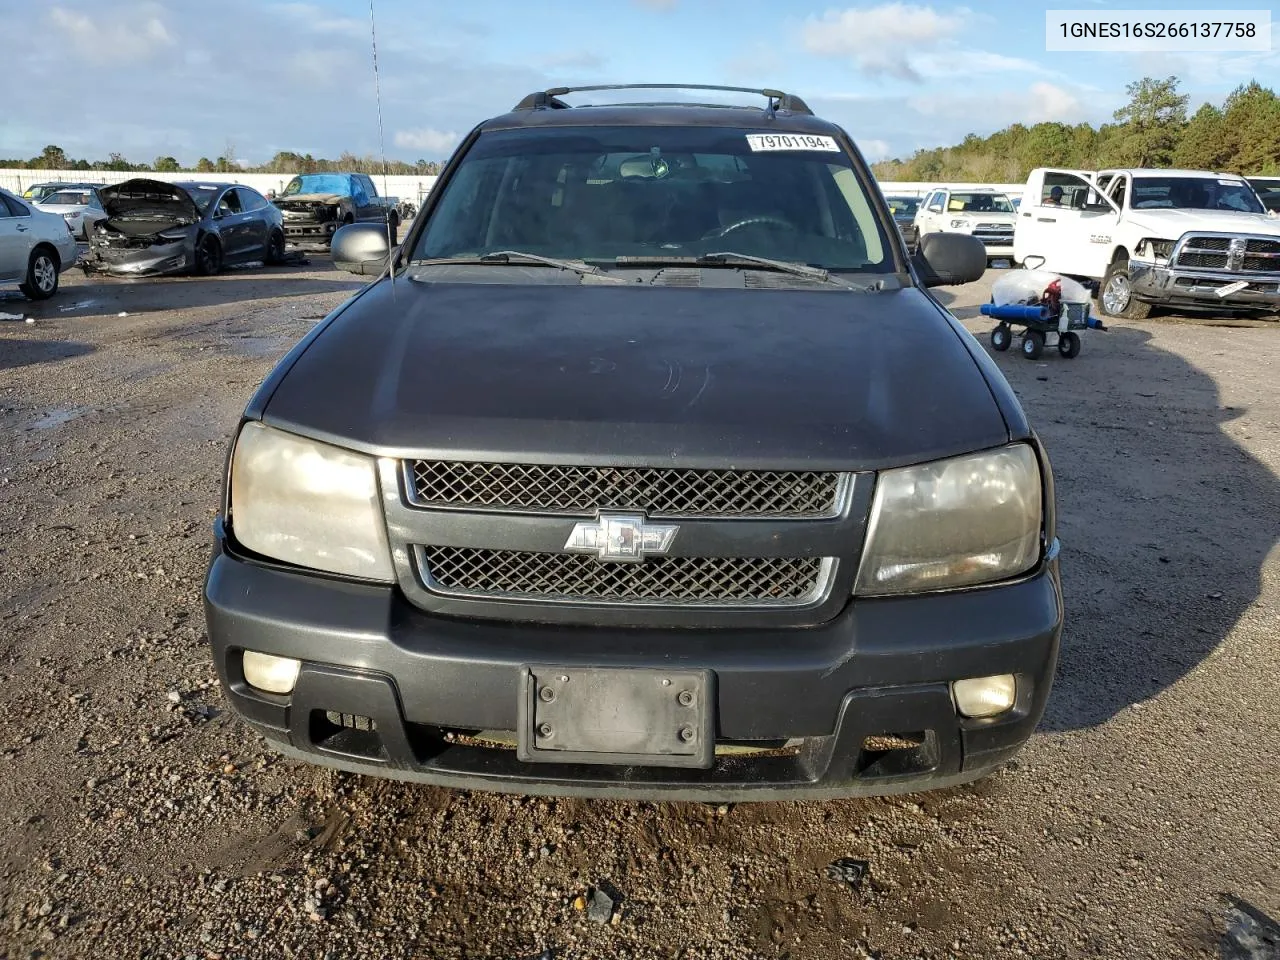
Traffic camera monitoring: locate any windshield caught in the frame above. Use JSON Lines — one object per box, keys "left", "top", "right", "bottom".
{"left": 412, "top": 126, "right": 893, "bottom": 272}
{"left": 182, "top": 185, "right": 220, "bottom": 212}
{"left": 282, "top": 174, "right": 352, "bottom": 197}
{"left": 1132, "top": 177, "right": 1264, "bottom": 213}
{"left": 948, "top": 192, "right": 1014, "bottom": 214}
{"left": 44, "top": 190, "right": 92, "bottom": 205}
{"left": 886, "top": 197, "right": 919, "bottom": 217}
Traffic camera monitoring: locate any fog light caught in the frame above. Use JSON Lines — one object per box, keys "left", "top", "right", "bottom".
{"left": 952, "top": 674, "right": 1016, "bottom": 718}
{"left": 242, "top": 651, "right": 301, "bottom": 694}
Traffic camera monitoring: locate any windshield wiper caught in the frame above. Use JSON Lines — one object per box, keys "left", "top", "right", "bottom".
{"left": 614, "top": 252, "right": 882, "bottom": 290}
{"left": 414, "top": 250, "right": 626, "bottom": 282}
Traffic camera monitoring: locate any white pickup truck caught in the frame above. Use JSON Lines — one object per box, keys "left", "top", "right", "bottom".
{"left": 1013, "top": 168, "right": 1280, "bottom": 319}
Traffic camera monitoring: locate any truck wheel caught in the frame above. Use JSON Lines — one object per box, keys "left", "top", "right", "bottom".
{"left": 990, "top": 324, "right": 1012, "bottom": 351}
{"left": 1058, "top": 331, "right": 1081, "bottom": 358}
{"left": 1099, "top": 259, "right": 1152, "bottom": 320}
{"left": 1021, "top": 330, "right": 1044, "bottom": 359}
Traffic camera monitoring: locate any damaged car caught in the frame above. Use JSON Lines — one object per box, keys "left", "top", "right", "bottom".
{"left": 273, "top": 173, "right": 399, "bottom": 250}
{"left": 83, "top": 179, "right": 286, "bottom": 278}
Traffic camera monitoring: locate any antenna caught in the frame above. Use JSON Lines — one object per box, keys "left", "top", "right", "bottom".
{"left": 368, "top": 0, "right": 395, "bottom": 295}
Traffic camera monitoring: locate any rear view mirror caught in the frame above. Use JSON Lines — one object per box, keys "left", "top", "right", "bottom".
{"left": 332, "top": 222, "right": 393, "bottom": 275}
{"left": 912, "top": 232, "right": 986, "bottom": 287}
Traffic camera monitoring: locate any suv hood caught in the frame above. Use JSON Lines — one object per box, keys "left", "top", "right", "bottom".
{"left": 262, "top": 280, "right": 1010, "bottom": 471}
{"left": 1128, "top": 208, "right": 1280, "bottom": 237}
{"left": 98, "top": 178, "right": 201, "bottom": 227}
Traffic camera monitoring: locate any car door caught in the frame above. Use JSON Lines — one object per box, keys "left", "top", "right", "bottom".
{"left": 212, "top": 188, "right": 250, "bottom": 261}
{"left": 352, "top": 175, "right": 374, "bottom": 220}
{"left": 235, "top": 188, "right": 269, "bottom": 254}
{"left": 0, "top": 193, "right": 35, "bottom": 282}
{"left": 1015, "top": 169, "right": 1118, "bottom": 277}
{"left": 916, "top": 190, "right": 944, "bottom": 236}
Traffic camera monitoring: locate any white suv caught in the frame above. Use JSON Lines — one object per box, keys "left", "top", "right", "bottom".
{"left": 914, "top": 187, "right": 1017, "bottom": 264}
{"left": 0, "top": 188, "right": 78, "bottom": 300}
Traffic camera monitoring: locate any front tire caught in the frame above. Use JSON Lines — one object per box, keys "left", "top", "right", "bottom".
{"left": 194, "top": 235, "right": 223, "bottom": 276}
{"left": 990, "top": 324, "right": 1012, "bottom": 351}
{"left": 1021, "top": 330, "right": 1045, "bottom": 359}
{"left": 20, "top": 247, "right": 59, "bottom": 299}
{"left": 1058, "top": 331, "right": 1081, "bottom": 358}
{"left": 1099, "top": 258, "right": 1152, "bottom": 320}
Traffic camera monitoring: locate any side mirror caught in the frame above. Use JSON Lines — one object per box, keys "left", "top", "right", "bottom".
{"left": 927, "top": 204, "right": 943, "bottom": 213}
{"left": 332, "top": 222, "right": 393, "bottom": 275}
{"left": 912, "top": 231, "right": 986, "bottom": 287}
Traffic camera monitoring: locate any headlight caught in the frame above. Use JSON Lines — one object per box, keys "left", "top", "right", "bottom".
{"left": 949, "top": 219, "right": 970, "bottom": 229}
{"left": 229, "top": 421, "right": 394, "bottom": 581}
{"left": 855, "top": 445, "right": 1042, "bottom": 595}
{"left": 1135, "top": 238, "right": 1174, "bottom": 262}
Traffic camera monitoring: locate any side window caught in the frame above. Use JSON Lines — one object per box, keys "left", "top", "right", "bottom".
{"left": 1, "top": 195, "right": 30, "bottom": 217}
{"left": 89, "top": 191, "right": 104, "bottom": 211}
{"left": 1107, "top": 176, "right": 1128, "bottom": 209}
{"left": 216, "top": 190, "right": 241, "bottom": 217}
{"left": 237, "top": 188, "right": 265, "bottom": 212}
{"left": 1039, "top": 172, "right": 1099, "bottom": 209}
{"left": 351, "top": 176, "right": 370, "bottom": 205}
{"left": 925, "top": 191, "right": 943, "bottom": 213}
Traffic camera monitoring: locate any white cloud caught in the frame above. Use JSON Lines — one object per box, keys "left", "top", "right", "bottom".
{"left": 857, "top": 138, "right": 892, "bottom": 161}
{"left": 393, "top": 128, "right": 460, "bottom": 156}
{"left": 906, "top": 81, "right": 1085, "bottom": 125}
{"left": 49, "top": 4, "right": 174, "bottom": 64}
{"left": 801, "top": 4, "right": 968, "bottom": 81}
{"left": 271, "top": 2, "right": 366, "bottom": 37}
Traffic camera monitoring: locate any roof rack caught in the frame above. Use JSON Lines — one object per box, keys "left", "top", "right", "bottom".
{"left": 512, "top": 84, "right": 813, "bottom": 116}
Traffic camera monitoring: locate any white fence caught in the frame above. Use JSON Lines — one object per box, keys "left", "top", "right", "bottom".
{"left": 0, "top": 169, "right": 441, "bottom": 206}
{"left": 1, "top": 169, "right": 1024, "bottom": 207}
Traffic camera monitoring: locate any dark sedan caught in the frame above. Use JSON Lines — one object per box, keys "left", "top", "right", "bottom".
{"left": 82, "top": 179, "right": 286, "bottom": 277}
{"left": 885, "top": 194, "right": 920, "bottom": 250}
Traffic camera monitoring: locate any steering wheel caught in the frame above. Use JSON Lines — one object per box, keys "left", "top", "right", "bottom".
{"left": 705, "top": 215, "right": 797, "bottom": 239}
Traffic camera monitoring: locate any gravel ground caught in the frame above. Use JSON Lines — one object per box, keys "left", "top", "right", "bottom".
{"left": 1, "top": 260, "right": 1278, "bottom": 960}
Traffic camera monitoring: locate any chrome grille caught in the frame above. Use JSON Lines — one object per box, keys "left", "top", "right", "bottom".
{"left": 408, "top": 461, "right": 844, "bottom": 518}
{"left": 419, "top": 546, "right": 830, "bottom": 606}
{"left": 1178, "top": 251, "right": 1228, "bottom": 269}
{"left": 1174, "top": 235, "right": 1280, "bottom": 275}
{"left": 1192, "top": 236, "right": 1231, "bottom": 251}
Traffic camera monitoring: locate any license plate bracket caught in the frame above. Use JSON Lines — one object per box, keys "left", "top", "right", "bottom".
{"left": 516, "top": 666, "right": 714, "bottom": 768}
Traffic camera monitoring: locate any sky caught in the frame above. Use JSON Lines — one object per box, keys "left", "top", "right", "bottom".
{"left": 1, "top": 0, "right": 1276, "bottom": 167}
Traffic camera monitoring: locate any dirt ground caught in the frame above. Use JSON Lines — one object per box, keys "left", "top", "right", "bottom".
{"left": 1, "top": 258, "right": 1278, "bottom": 960}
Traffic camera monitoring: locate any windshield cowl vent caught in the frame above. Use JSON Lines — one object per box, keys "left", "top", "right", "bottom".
{"left": 650, "top": 268, "right": 702, "bottom": 288}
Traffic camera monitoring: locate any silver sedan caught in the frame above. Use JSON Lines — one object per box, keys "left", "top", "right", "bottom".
{"left": 34, "top": 185, "right": 108, "bottom": 240}
{"left": 0, "top": 187, "right": 79, "bottom": 299}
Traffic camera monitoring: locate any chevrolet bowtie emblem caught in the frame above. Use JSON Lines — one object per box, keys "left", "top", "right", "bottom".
{"left": 564, "top": 512, "right": 679, "bottom": 562}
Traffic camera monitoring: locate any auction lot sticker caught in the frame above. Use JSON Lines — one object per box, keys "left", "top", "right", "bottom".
{"left": 1046, "top": 9, "right": 1271, "bottom": 51}
{"left": 745, "top": 134, "right": 840, "bottom": 152}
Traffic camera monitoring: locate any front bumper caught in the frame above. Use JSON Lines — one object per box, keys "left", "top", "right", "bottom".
{"left": 1129, "top": 261, "right": 1280, "bottom": 310}
{"left": 204, "top": 534, "right": 1063, "bottom": 801}
{"left": 282, "top": 221, "right": 338, "bottom": 249}
{"left": 80, "top": 239, "right": 191, "bottom": 277}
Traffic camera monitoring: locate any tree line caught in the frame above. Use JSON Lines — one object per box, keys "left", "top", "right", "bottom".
{"left": 872, "top": 76, "right": 1280, "bottom": 182}
{"left": 0, "top": 144, "right": 443, "bottom": 176}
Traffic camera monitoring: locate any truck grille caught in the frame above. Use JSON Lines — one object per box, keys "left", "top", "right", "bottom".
{"left": 972, "top": 224, "right": 1013, "bottom": 247}
{"left": 408, "top": 461, "right": 844, "bottom": 519}
{"left": 418, "top": 547, "right": 830, "bottom": 606}
{"left": 1174, "top": 235, "right": 1280, "bottom": 275}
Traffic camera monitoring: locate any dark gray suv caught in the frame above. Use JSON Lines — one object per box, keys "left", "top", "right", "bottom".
{"left": 204, "top": 85, "right": 1062, "bottom": 801}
